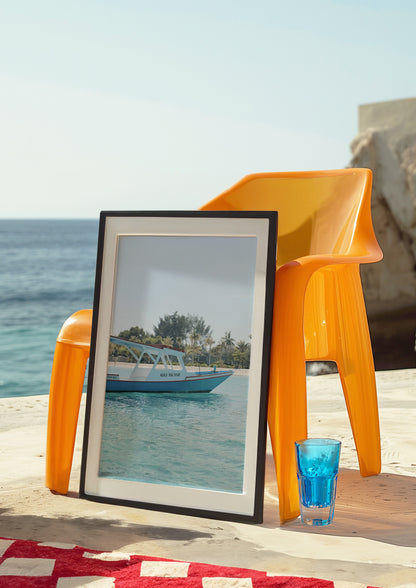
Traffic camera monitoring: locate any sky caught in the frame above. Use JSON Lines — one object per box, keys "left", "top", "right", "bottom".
{"left": 1, "top": 0, "right": 415, "bottom": 218}
{"left": 111, "top": 234, "right": 257, "bottom": 341}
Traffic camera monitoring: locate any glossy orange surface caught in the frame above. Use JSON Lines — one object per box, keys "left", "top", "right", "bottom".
{"left": 45, "top": 169, "right": 382, "bottom": 523}
{"left": 201, "top": 169, "right": 382, "bottom": 522}
{"left": 46, "top": 310, "right": 92, "bottom": 494}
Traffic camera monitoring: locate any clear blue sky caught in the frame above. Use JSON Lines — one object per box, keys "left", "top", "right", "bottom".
{"left": 1, "top": 1, "right": 415, "bottom": 218}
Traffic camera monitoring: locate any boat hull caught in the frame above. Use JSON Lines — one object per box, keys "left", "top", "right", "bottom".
{"left": 106, "top": 371, "right": 233, "bottom": 393}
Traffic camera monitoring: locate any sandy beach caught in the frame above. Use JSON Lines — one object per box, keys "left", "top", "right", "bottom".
{"left": 0, "top": 369, "right": 414, "bottom": 587}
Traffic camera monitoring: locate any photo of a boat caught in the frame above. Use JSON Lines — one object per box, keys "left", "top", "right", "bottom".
{"left": 106, "top": 336, "right": 233, "bottom": 393}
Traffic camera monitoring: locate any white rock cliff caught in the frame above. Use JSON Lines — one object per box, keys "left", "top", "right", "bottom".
{"left": 349, "top": 98, "right": 416, "bottom": 368}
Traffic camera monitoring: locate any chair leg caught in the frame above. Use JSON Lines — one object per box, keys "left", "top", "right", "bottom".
{"left": 268, "top": 265, "right": 309, "bottom": 523}
{"left": 334, "top": 265, "right": 381, "bottom": 476}
{"left": 46, "top": 341, "right": 89, "bottom": 494}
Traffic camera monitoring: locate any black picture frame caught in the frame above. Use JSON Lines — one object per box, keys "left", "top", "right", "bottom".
{"left": 80, "top": 211, "right": 277, "bottom": 523}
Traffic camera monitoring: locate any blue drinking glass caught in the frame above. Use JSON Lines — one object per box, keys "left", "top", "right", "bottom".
{"left": 295, "top": 438, "right": 341, "bottom": 526}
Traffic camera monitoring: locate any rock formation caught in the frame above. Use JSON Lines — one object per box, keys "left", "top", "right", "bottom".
{"left": 350, "top": 98, "right": 416, "bottom": 369}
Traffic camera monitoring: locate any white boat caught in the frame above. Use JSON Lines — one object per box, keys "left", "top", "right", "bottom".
{"left": 107, "top": 336, "right": 233, "bottom": 393}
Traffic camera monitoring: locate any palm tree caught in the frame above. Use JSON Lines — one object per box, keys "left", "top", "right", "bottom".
{"left": 205, "top": 335, "right": 215, "bottom": 366}
{"left": 186, "top": 314, "right": 213, "bottom": 346}
{"left": 233, "top": 340, "right": 251, "bottom": 368}
{"left": 221, "top": 331, "right": 235, "bottom": 348}
{"left": 221, "top": 331, "right": 235, "bottom": 366}
{"left": 188, "top": 331, "right": 201, "bottom": 366}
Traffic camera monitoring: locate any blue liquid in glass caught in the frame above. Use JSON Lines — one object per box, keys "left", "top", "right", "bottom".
{"left": 298, "top": 474, "right": 337, "bottom": 508}
{"left": 295, "top": 438, "right": 341, "bottom": 525}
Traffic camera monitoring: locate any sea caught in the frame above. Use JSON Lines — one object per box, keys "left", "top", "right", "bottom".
{"left": 99, "top": 377, "right": 249, "bottom": 493}
{"left": 0, "top": 219, "right": 99, "bottom": 399}
{"left": 0, "top": 219, "right": 251, "bottom": 492}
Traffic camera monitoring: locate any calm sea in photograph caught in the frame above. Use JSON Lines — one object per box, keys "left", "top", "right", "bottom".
{"left": 99, "top": 375, "right": 249, "bottom": 493}
{"left": 0, "top": 219, "right": 98, "bottom": 398}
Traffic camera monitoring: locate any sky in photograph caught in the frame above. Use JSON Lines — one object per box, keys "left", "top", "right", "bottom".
{"left": 1, "top": 1, "right": 415, "bottom": 218}
{"left": 111, "top": 234, "right": 257, "bottom": 342}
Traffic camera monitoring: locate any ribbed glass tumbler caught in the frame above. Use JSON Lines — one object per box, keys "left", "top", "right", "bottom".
{"left": 295, "top": 438, "right": 341, "bottom": 526}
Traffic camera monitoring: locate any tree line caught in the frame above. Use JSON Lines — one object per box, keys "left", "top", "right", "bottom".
{"left": 110, "top": 311, "right": 251, "bottom": 369}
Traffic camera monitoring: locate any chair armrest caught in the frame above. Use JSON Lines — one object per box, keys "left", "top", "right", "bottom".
{"left": 281, "top": 249, "right": 382, "bottom": 272}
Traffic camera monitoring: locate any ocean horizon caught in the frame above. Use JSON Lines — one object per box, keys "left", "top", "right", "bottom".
{"left": 0, "top": 219, "right": 99, "bottom": 398}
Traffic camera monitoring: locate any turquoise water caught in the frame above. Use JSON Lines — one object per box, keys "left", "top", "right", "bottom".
{"left": 99, "top": 375, "right": 249, "bottom": 493}
{"left": 0, "top": 219, "right": 98, "bottom": 398}
{"left": 0, "top": 220, "right": 251, "bottom": 492}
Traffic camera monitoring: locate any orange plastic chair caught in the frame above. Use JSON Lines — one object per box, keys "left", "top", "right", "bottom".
{"left": 46, "top": 168, "right": 382, "bottom": 524}
{"left": 201, "top": 168, "right": 382, "bottom": 522}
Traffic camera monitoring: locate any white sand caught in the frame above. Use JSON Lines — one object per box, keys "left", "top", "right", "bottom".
{"left": 0, "top": 369, "right": 414, "bottom": 587}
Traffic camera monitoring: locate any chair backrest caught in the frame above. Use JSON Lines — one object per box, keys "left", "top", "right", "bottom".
{"left": 201, "top": 169, "right": 381, "bottom": 267}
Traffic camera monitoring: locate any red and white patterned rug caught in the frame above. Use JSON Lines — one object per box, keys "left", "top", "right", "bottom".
{"left": 0, "top": 537, "right": 380, "bottom": 587}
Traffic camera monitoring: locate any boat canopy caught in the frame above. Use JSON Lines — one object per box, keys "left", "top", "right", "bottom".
{"left": 109, "top": 335, "right": 186, "bottom": 372}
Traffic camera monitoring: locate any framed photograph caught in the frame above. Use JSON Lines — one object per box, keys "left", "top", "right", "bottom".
{"left": 80, "top": 211, "right": 277, "bottom": 523}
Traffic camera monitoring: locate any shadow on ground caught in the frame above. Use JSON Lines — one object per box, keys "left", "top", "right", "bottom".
{"left": 263, "top": 467, "right": 416, "bottom": 548}
{"left": 0, "top": 506, "right": 214, "bottom": 552}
